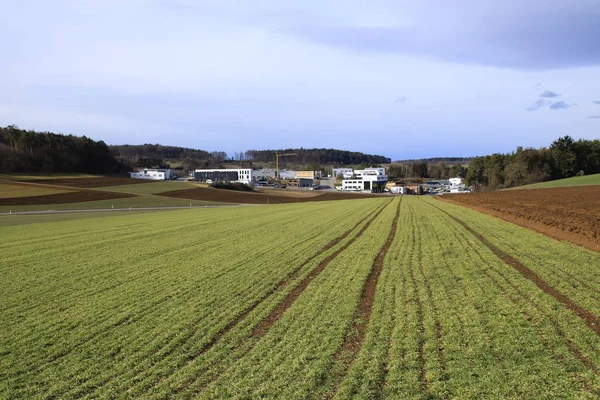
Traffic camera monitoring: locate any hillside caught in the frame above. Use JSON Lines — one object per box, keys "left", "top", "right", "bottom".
{"left": 506, "top": 173, "right": 600, "bottom": 190}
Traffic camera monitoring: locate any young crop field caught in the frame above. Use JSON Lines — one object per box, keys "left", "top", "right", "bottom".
{"left": 505, "top": 173, "right": 600, "bottom": 189}
{"left": 1, "top": 196, "right": 599, "bottom": 399}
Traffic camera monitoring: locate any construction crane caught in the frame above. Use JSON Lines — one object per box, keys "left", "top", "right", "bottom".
{"left": 275, "top": 153, "right": 297, "bottom": 180}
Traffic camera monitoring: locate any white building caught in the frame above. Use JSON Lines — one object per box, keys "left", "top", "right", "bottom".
{"left": 130, "top": 169, "right": 174, "bottom": 180}
{"left": 253, "top": 169, "right": 276, "bottom": 181}
{"left": 342, "top": 168, "right": 388, "bottom": 192}
{"left": 332, "top": 168, "right": 354, "bottom": 179}
{"left": 279, "top": 170, "right": 296, "bottom": 180}
{"left": 449, "top": 177, "right": 463, "bottom": 187}
{"left": 194, "top": 169, "right": 253, "bottom": 184}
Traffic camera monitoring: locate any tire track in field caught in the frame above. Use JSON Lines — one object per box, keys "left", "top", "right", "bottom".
{"left": 409, "top": 222, "right": 429, "bottom": 393}
{"left": 427, "top": 201, "right": 600, "bottom": 392}
{"left": 170, "top": 200, "right": 392, "bottom": 395}
{"left": 430, "top": 201, "right": 600, "bottom": 336}
{"left": 415, "top": 220, "right": 447, "bottom": 384}
{"left": 324, "top": 198, "right": 402, "bottom": 399}
{"left": 453, "top": 225, "right": 599, "bottom": 387}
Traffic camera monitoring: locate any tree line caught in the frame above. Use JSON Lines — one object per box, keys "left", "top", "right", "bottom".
{"left": 466, "top": 136, "right": 600, "bottom": 189}
{"left": 0, "top": 125, "right": 127, "bottom": 174}
{"left": 246, "top": 148, "right": 391, "bottom": 165}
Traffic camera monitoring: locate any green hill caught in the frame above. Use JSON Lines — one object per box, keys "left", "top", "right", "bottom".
{"left": 508, "top": 173, "right": 600, "bottom": 189}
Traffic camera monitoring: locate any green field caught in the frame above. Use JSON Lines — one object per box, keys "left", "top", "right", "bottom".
{"left": 508, "top": 173, "right": 600, "bottom": 189}
{"left": 1, "top": 197, "right": 599, "bottom": 399}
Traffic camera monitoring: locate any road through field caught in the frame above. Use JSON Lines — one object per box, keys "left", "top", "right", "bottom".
{"left": 2, "top": 196, "right": 600, "bottom": 399}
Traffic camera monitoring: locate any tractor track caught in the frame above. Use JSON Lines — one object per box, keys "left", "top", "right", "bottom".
{"left": 324, "top": 198, "right": 402, "bottom": 399}
{"left": 171, "top": 199, "right": 393, "bottom": 396}
{"left": 429, "top": 202, "right": 600, "bottom": 336}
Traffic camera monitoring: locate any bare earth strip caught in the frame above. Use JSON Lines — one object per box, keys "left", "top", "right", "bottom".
{"left": 430, "top": 202, "right": 600, "bottom": 336}
{"left": 166, "top": 201, "right": 387, "bottom": 387}
{"left": 175, "top": 199, "right": 393, "bottom": 395}
{"left": 325, "top": 198, "right": 402, "bottom": 399}
{"left": 438, "top": 186, "right": 600, "bottom": 252}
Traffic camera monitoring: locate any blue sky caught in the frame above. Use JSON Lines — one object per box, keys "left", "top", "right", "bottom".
{"left": 1, "top": 0, "right": 599, "bottom": 160}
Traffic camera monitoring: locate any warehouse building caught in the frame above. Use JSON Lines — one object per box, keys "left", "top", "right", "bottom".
{"left": 130, "top": 169, "right": 174, "bottom": 180}
{"left": 253, "top": 169, "right": 276, "bottom": 181}
{"left": 194, "top": 169, "right": 253, "bottom": 184}
{"left": 341, "top": 168, "right": 387, "bottom": 192}
{"left": 332, "top": 168, "right": 354, "bottom": 179}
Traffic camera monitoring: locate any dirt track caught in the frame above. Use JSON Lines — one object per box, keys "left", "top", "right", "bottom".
{"left": 439, "top": 186, "right": 600, "bottom": 252}
{"left": 157, "top": 187, "right": 383, "bottom": 204}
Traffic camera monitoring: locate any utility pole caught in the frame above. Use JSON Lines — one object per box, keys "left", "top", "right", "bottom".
{"left": 275, "top": 153, "right": 296, "bottom": 180}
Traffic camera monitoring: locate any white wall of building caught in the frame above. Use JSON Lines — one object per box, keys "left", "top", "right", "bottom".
{"left": 194, "top": 169, "right": 253, "bottom": 184}
{"left": 130, "top": 169, "right": 173, "bottom": 180}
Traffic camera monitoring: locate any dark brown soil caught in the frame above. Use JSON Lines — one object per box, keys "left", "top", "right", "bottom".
{"left": 157, "top": 187, "right": 383, "bottom": 204}
{"left": 31, "top": 177, "right": 156, "bottom": 188}
{"left": 0, "top": 190, "right": 135, "bottom": 206}
{"left": 439, "top": 186, "right": 600, "bottom": 252}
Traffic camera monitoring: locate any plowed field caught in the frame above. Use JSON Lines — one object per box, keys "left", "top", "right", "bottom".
{"left": 157, "top": 186, "right": 382, "bottom": 204}
{"left": 0, "top": 190, "right": 135, "bottom": 206}
{"left": 31, "top": 177, "right": 156, "bottom": 188}
{"left": 439, "top": 186, "right": 600, "bottom": 251}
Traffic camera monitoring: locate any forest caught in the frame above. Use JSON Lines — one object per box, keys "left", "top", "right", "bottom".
{"left": 245, "top": 148, "right": 391, "bottom": 165}
{"left": 0, "top": 125, "right": 126, "bottom": 174}
{"left": 465, "top": 136, "right": 600, "bottom": 189}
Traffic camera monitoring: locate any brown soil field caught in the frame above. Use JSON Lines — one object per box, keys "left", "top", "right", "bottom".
{"left": 0, "top": 190, "right": 135, "bottom": 206}
{"left": 253, "top": 188, "right": 321, "bottom": 198}
{"left": 157, "top": 187, "right": 383, "bottom": 204}
{"left": 30, "top": 177, "right": 156, "bottom": 188}
{"left": 439, "top": 185, "right": 600, "bottom": 252}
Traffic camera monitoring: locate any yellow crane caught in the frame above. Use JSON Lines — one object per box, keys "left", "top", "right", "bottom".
{"left": 275, "top": 153, "right": 297, "bottom": 180}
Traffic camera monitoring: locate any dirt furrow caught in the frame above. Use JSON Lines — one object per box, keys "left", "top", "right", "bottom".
{"left": 173, "top": 200, "right": 393, "bottom": 395}
{"left": 325, "top": 198, "right": 402, "bottom": 399}
{"left": 430, "top": 203, "right": 600, "bottom": 336}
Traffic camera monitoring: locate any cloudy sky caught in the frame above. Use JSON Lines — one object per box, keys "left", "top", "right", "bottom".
{"left": 1, "top": 0, "right": 599, "bottom": 160}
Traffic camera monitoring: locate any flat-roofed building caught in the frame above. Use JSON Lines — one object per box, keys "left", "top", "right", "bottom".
{"left": 194, "top": 169, "right": 252, "bottom": 184}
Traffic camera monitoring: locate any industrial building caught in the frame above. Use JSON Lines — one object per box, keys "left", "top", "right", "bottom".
{"left": 332, "top": 168, "right": 354, "bottom": 179}
{"left": 130, "top": 169, "right": 174, "bottom": 180}
{"left": 340, "top": 168, "right": 388, "bottom": 192}
{"left": 194, "top": 169, "right": 253, "bottom": 184}
{"left": 253, "top": 169, "right": 276, "bottom": 181}
{"left": 279, "top": 170, "right": 296, "bottom": 180}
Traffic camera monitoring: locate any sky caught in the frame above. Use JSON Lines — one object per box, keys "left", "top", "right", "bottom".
{"left": 1, "top": 0, "right": 599, "bottom": 160}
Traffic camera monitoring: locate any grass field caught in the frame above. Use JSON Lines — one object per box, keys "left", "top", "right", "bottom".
{"left": 1, "top": 197, "right": 599, "bottom": 399}
{"left": 508, "top": 173, "right": 600, "bottom": 189}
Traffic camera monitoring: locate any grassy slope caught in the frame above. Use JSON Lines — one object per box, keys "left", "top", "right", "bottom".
{"left": 507, "top": 173, "right": 600, "bottom": 190}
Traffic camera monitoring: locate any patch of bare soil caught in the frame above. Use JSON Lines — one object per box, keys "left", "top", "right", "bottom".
{"left": 439, "top": 186, "right": 600, "bottom": 252}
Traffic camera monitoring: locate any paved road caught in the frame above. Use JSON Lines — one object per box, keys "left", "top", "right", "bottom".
{"left": 0, "top": 204, "right": 246, "bottom": 216}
